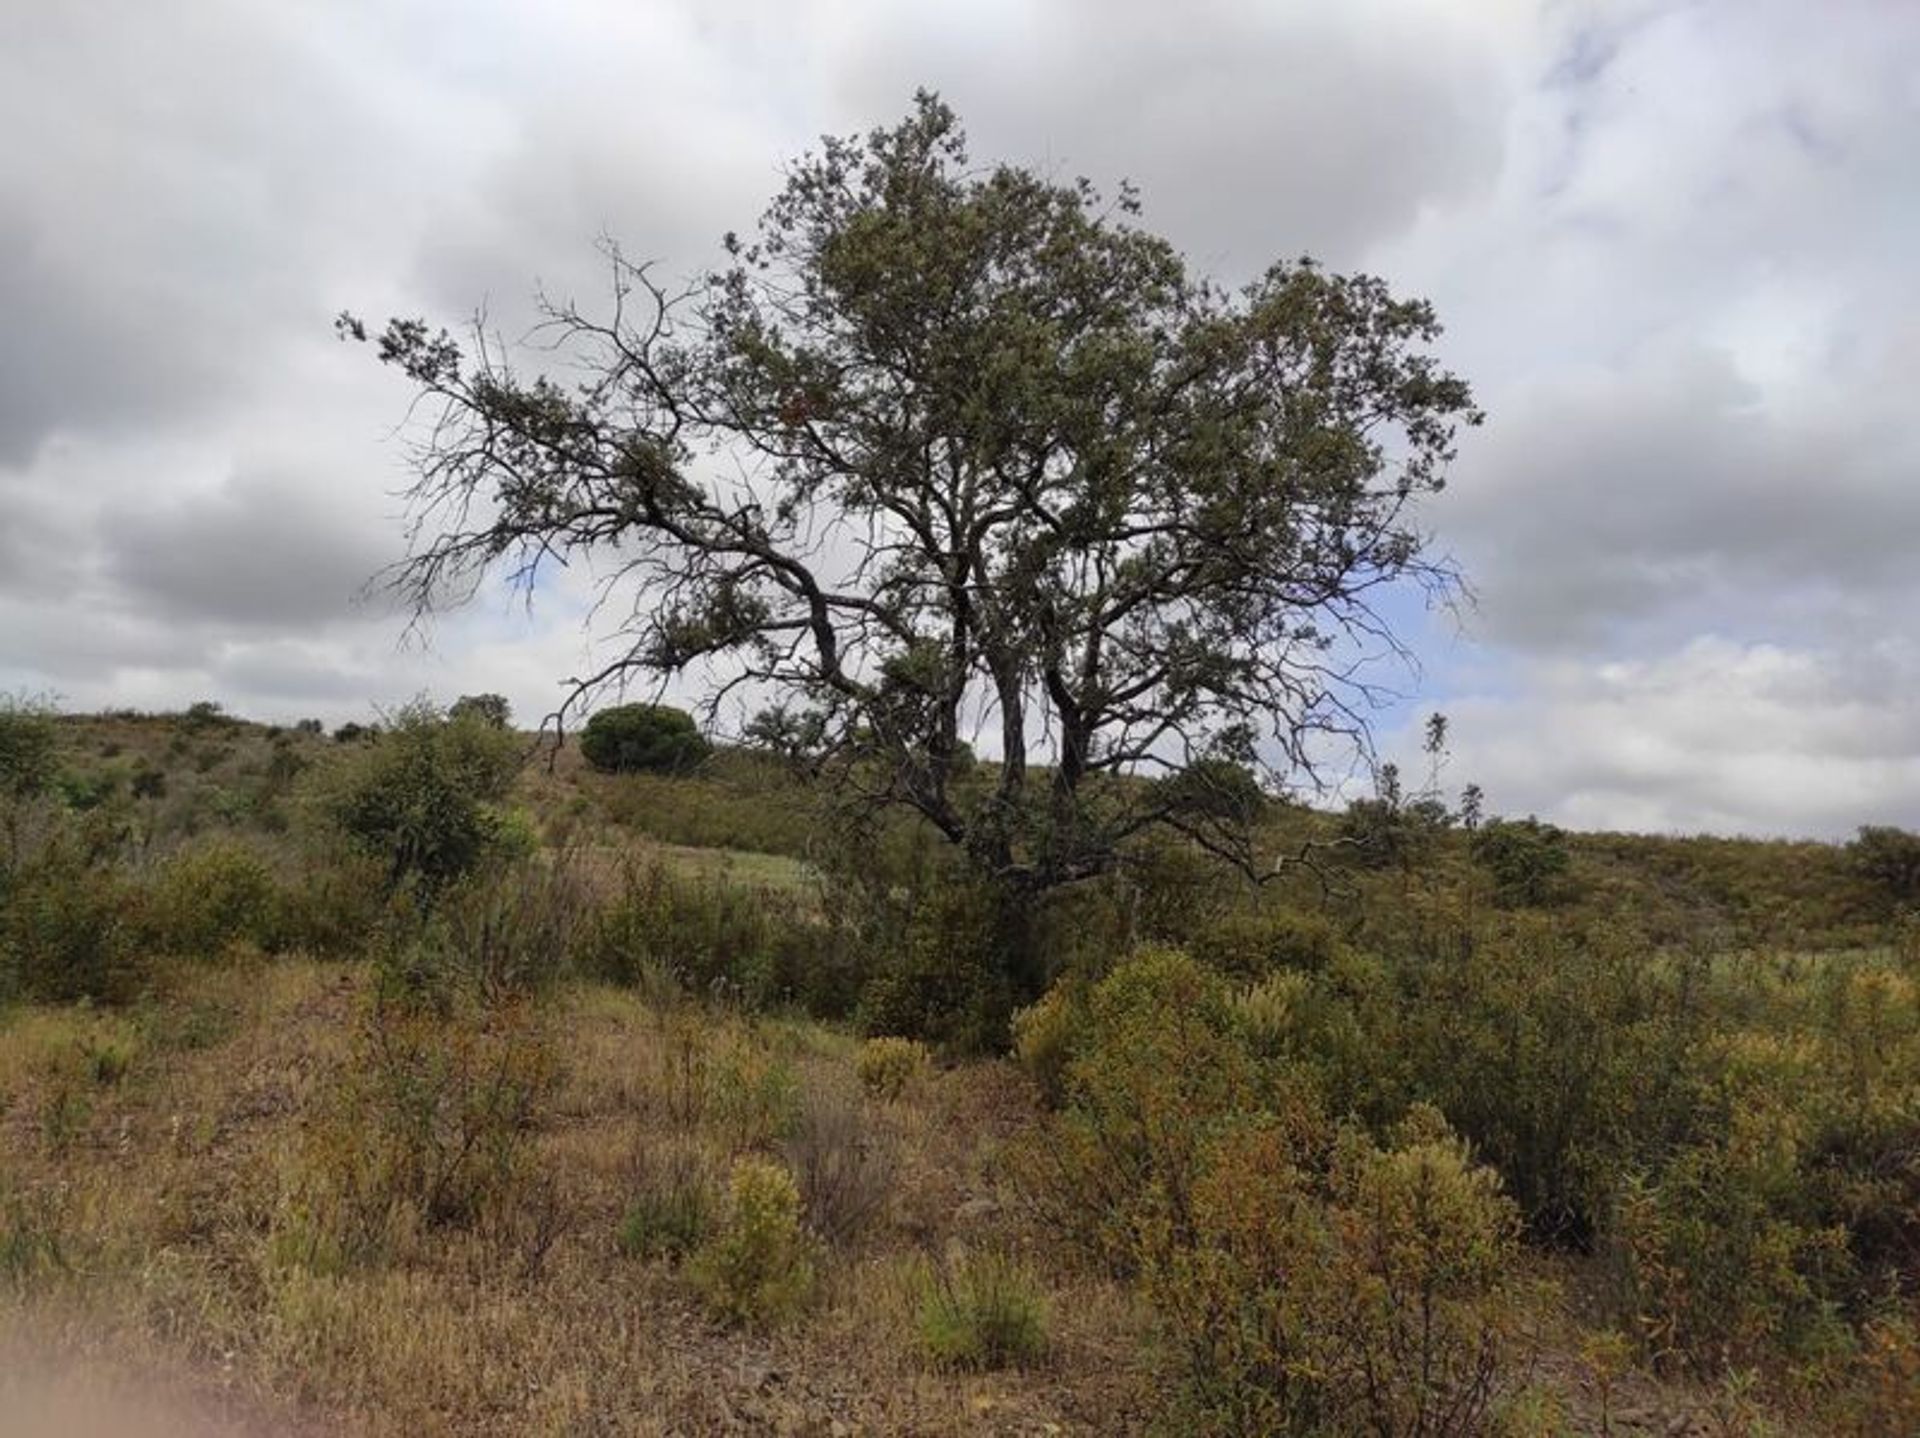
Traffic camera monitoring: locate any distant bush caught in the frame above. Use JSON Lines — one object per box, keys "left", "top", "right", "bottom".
{"left": 449, "top": 693, "right": 512, "bottom": 729}
{"left": 1848, "top": 824, "right": 1920, "bottom": 907}
{"left": 1471, "top": 816, "right": 1572, "bottom": 906}
{"left": 294, "top": 717, "right": 325, "bottom": 735}
{"left": 579, "top": 703, "right": 709, "bottom": 775}
{"left": 914, "top": 1249, "right": 1050, "bottom": 1370}
{"left": 312, "top": 700, "right": 521, "bottom": 895}
{"left": 855, "top": 1036, "right": 928, "bottom": 1099}
{"left": 689, "top": 1156, "right": 817, "bottom": 1327}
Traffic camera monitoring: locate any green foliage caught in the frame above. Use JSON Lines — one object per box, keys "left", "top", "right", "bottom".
{"left": 140, "top": 838, "right": 282, "bottom": 958}
{"left": 0, "top": 695, "right": 59, "bottom": 805}
{"left": 914, "top": 1249, "right": 1050, "bottom": 1370}
{"left": 854, "top": 1036, "right": 928, "bottom": 1099}
{"left": 1151, "top": 1109, "right": 1535, "bottom": 1436}
{"left": 853, "top": 874, "right": 1016, "bottom": 1054}
{"left": 576, "top": 859, "right": 852, "bottom": 1014}
{"left": 1848, "top": 824, "right": 1920, "bottom": 907}
{"left": 579, "top": 703, "right": 710, "bottom": 775}
{"left": 313, "top": 699, "right": 521, "bottom": 894}
{"left": 1471, "top": 816, "right": 1572, "bottom": 906}
{"left": 0, "top": 832, "right": 143, "bottom": 1004}
{"left": 1011, "top": 981, "right": 1088, "bottom": 1107}
{"left": 1339, "top": 763, "right": 1452, "bottom": 871}
{"left": 1187, "top": 907, "right": 1342, "bottom": 980}
{"left": 448, "top": 692, "right": 512, "bottom": 728}
{"left": 688, "top": 1156, "right": 817, "bottom": 1327}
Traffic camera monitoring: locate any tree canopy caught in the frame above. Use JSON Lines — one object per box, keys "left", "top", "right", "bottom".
{"left": 343, "top": 93, "right": 1479, "bottom": 891}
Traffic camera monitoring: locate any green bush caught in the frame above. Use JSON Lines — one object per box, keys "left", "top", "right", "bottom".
{"left": 688, "top": 1156, "right": 817, "bottom": 1327}
{"left": 1188, "top": 908, "right": 1342, "bottom": 980}
{"left": 1470, "top": 816, "right": 1572, "bottom": 906}
{"left": 1011, "top": 981, "right": 1088, "bottom": 1107}
{"left": 1848, "top": 824, "right": 1920, "bottom": 907}
{"left": 914, "top": 1249, "right": 1050, "bottom": 1370}
{"left": 579, "top": 703, "right": 710, "bottom": 775}
{"left": 0, "top": 695, "right": 58, "bottom": 807}
{"left": 140, "top": 838, "right": 282, "bottom": 958}
{"left": 0, "top": 834, "right": 143, "bottom": 1004}
{"left": 854, "top": 876, "right": 1015, "bottom": 1054}
{"left": 576, "top": 859, "right": 853, "bottom": 1014}
{"left": 312, "top": 699, "right": 521, "bottom": 895}
{"left": 1148, "top": 1108, "right": 1535, "bottom": 1436}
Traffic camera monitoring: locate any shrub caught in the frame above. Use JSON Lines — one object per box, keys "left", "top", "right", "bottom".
{"left": 688, "top": 1156, "right": 817, "bottom": 1327}
{"left": 0, "top": 835, "right": 143, "bottom": 1004}
{"left": 432, "top": 852, "right": 589, "bottom": 1001}
{"left": 579, "top": 703, "right": 709, "bottom": 775}
{"left": 0, "top": 694, "right": 58, "bottom": 809}
{"left": 855, "top": 1036, "right": 928, "bottom": 1099}
{"left": 1470, "top": 817, "right": 1572, "bottom": 906}
{"left": 1188, "top": 908, "right": 1342, "bottom": 980}
{"left": 312, "top": 699, "right": 521, "bottom": 895}
{"left": 1317, "top": 1111, "right": 1535, "bottom": 1436}
{"left": 1609, "top": 1101, "right": 1850, "bottom": 1372}
{"left": 448, "top": 692, "right": 512, "bottom": 728}
{"left": 914, "top": 1249, "right": 1050, "bottom": 1370}
{"left": 619, "top": 1142, "right": 716, "bottom": 1261}
{"left": 140, "top": 838, "right": 282, "bottom": 958}
{"left": 1148, "top": 1107, "right": 1535, "bottom": 1436}
{"left": 1848, "top": 824, "right": 1920, "bottom": 907}
{"left": 306, "top": 996, "right": 556, "bottom": 1253}
{"left": 785, "top": 1081, "right": 894, "bottom": 1247}
{"left": 1011, "top": 981, "right": 1088, "bottom": 1107}
{"left": 854, "top": 876, "right": 1014, "bottom": 1054}
{"left": 1018, "top": 948, "right": 1263, "bottom": 1268}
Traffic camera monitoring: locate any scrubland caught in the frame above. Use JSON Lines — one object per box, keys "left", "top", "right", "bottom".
{"left": 1, "top": 703, "right": 1915, "bottom": 1434}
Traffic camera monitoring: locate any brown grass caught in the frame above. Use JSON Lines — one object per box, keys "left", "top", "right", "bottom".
{"left": 0, "top": 962, "right": 1158, "bottom": 1435}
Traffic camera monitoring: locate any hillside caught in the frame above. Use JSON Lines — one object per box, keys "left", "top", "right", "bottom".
{"left": 1, "top": 705, "right": 1915, "bottom": 1435}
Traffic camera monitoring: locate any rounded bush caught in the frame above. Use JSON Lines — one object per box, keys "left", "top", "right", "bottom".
{"left": 579, "top": 704, "right": 710, "bottom": 775}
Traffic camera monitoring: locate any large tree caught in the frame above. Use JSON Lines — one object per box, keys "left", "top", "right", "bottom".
{"left": 342, "top": 93, "right": 1479, "bottom": 892}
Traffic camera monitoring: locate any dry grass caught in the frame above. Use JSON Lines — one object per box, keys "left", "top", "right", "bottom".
{"left": 0, "top": 961, "right": 1158, "bottom": 1435}
{"left": 0, "top": 955, "right": 1788, "bottom": 1435}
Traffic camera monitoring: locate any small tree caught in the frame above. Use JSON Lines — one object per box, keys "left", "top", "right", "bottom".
{"left": 449, "top": 693, "right": 513, "bottom": 729}
{"left": 314, "top": 700, "right": 521, "bottom": 894}
{"left": 579, "top": 703, "right": 710, "bottom": 774}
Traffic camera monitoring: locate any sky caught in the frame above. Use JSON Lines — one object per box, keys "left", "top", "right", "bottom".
{"left": 2, "top": 0, "right": 1916, "bottom": 838}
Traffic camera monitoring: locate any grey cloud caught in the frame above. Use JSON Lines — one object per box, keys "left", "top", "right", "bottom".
{"left": 1426, "top": 637, "right": 1920, "bottom": 837}
{"left": 1444, "top": 345, "right": 1920, "bottom": 654}
{"left": 103, "top": 471, "right": 398, "bottom": 629}
{"left": 830, "top": 0, "right": 1510, "bottom": 272}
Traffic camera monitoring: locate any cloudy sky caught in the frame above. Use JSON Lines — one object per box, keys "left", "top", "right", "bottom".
{"left": 3, "top": 0, "right": 1916, "bottom": 837}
